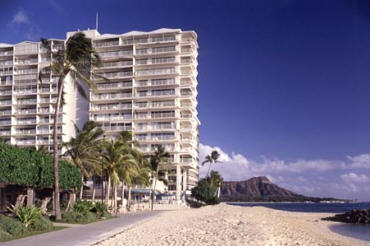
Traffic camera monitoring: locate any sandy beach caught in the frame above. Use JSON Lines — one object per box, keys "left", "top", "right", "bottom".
{"left": 95, "top": 203, "right": 369, "bottom": 246}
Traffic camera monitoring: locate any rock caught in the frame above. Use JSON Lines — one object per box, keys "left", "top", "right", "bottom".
{"left": 322, "top": 209, "right": 370, "bottom": 224}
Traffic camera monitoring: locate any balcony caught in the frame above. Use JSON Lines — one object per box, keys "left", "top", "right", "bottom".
{"left": 94, "top": 41, "right": 119, "bottom": 48}
{"left": 99, "top": 50, "right": 133, "bottom": 59}
{"left": 14, "top": 79, "right": 38, "bottom": 86}
{"left": 0, "top": 70, "right": 13, "bottom": 76}
{"left": 136, "top": 68, "right": 176, "bottom": 77}
{"left": 15, "top": 129, "right": 36, "bottom": 135}
{"left": 180, "top": 158, "right": 193, "bottom": 163}
{"left": 96, "top": 82, "right": 132, "bottom": 90}
{"left": 0, "top": 110, "right": 11, "bottom": 116}
{"left": 0, "top": 100, "right": 11, "bottom": 106}
{"left": 90, "top": 103, "right": 132, "bottom": 111}
{"left": 17, "top": 99, "right": 37, "bottom": 105}
{"left": 17, "top": 140, "right": 36, "bottom": 145}
{"left": 0, "top": 131, "right": 11, "bottom": 136}
{"left": 14, "top": 59, "right": 38, "bottom": 65}
{"left": 94, "top": 71, "right": 133, "bottom": 79}
{"left": 0, "top": 120, "right": 11, "bottom": 125}
{"left": 151, "top": 113, "right": 176, "bottom": 119}
{"left": 94, "top": 115, "right": 132, "bottom": 122}
{"left": 0, "top": 51, "right": 13, "bottom": 56}
{"left": 16, "top": 119, "right": 36, "bottom": 125}
{"left": 14, "top": 89, "right": 37, "bottom": 95}
{"left": 99, "top": 61, "right": 133, "bottom": 68}
{"left": 101, "top": 125, "right": 132, "bottom": 132}
{"left": 91, "top": 93, "right": 132, "bottom": 101}
{"left": 0, "top": 80, "right": 12, "bottom": 86}
{"left": 0, "top": 90, "right": 12, "bottom": 95}
{"left": 16, "top": 109, "right": 37, "bottom": 115}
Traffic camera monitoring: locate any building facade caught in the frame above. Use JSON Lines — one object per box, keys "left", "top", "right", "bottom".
{"left": 0, "top": 28, "right": 199, "bottom": 200}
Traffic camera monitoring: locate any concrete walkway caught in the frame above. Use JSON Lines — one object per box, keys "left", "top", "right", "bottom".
{"left": 1, "top": 211, "right": 160, "bottom": 246}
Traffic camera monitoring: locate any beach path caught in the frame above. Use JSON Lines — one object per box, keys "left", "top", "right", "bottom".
{"left": 0, "top": 211, "right": 160, "bottom": 246}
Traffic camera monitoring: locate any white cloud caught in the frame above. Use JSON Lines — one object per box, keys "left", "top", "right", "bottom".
{"left": 11, "top": 10, "right": 29, "bottom": 25}
{"left": 199, "top": 143, "right": 370, "bottom": 201}
{"left": 340, "top": 172, "right": 369, "bottom": 183}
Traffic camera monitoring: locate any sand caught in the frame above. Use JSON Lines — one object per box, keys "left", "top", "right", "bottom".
{"left": 95, "top": 203, "right": 369, "bottom": 246}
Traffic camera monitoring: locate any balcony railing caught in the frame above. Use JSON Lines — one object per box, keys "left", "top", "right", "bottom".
{"left": 136, "top": 68, "right": 176, "bottom": 76}
{"left": 94, "top": 115, "right": 132, "bottom": 121}
{"left": 91, "top": 103, "right": 132, "bottom": 111}
{"left": 91, "top": 93, "right": 132, "bottom": 100}
{"left": 101, "top": 125, "right": 132, "bottom": 131}
{"left": 14, "top": 59, "right": 38, "bottom": 65}
{"left": 0, "top": 100, "right": 11, "bottom": 105}
{"left": 0, "top": 51, "right": 13, "bottom": 56}
{"left": 99, "top": 50, "right": 133, "bottom": 58}
{"left": 96, "top": 82, "right": 132, "bottom": 90}
{"left": 15, "top": 130, "right": 36, "bottom": 135}
{"left": 14, "top": 89, "right": 37, "bottom": 95}
{"left": 0, "top": 131, "right": 11, "bottom": 136}
{"left": 0, "top": 110, "right": 11, "bottom": 116}
{"left": 17, "top": 140, "right": 36, "bottom": 145}
{"left": 0, "top": 120, "right": 11, "bottom": 125}
{"left": 94, "top": 71, "right": 133, "bottom": 79}
{"left": 0, "top": 71, "right": 13, "bottom": 76}
{"left": 16, "top": 119, "right": 36, "bottom": 125}
{"left": 17, "top": 100, "right": 37, "bottom": 105}
{"left": 99, "top": 61, "right": 133, "bottom": 68}
{"left": 94, "top": 41, "right": 119, "bottom": 48}
{"left": 16, "top": 109, "right": 37, "bottom": 115}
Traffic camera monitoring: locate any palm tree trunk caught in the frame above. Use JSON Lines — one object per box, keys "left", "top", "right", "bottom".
{"left": 121, "top": 182, "right": 125, "bottom": 213}
{"left": 128, "top": 186, "right": 132, "bottom": 211}
{"left": 79, "top": 176, "right": 84, "bottom": 200}
{"left": 53, "top": 75, "right": 65, "bottom": 220}
{"left": 207, "top": 162, "right": 212, "bottom": 177}
{"left": 151, "top": 176, "right": 157, "bottom": 211}
{"left": 92, "top": 178, "right": 96, "bottom": 202}
{"left": 113, "top": 185, "right": 117, "bottom": 214}
{"left": 105, "top": 176, "right": 111, "bottom": 206}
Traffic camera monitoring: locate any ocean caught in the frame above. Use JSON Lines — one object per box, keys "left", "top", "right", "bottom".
{"left": 228, "top": 202, "right": 370, "bottom": 242}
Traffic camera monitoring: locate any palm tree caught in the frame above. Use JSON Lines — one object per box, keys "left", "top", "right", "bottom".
{"left": 100, "top": 140, "right": 139, "bottom": 214}
{"left": 149, "top": 145, "right": 170, "bottom": 210}
{"left": 39, "top": 33, "right": 102, "bottom": 220}
{"left": 209, "top": 170, "right": 223, "bottom": 198}
{"left": 202, "top": 150, "right": 221, "bottom": 177}
{"left": 63, "top": 121, "right": 104, "bottom": 200}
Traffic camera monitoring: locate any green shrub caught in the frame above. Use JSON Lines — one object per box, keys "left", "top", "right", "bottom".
{"left": 0, "top": 228, "right": 12, "bottom": 241}
{"left": 0, "top": 215, "right": 26, "bottom": 236}
{"left": 29, "top": 217, "right": 53, "bottom": 231}
{"left": 61, "top": 211, "right": 96, "bottom": 224}
{"left": 72, "top": 200, "right": 94, "bottom": 214}
{"left": 191, "top": 178, "right": 219, "bottom": 205}
{"left": 91, "top": 202, "right": 108, "bottom": 218}
{"left": 11, "top": 205, "right": 42, "bottom": 228}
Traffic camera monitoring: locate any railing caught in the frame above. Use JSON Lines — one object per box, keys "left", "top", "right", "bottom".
{"left": 14, "top": 89, "right": 37, "bottom": 95}
{"left": 14, "top": 79, "right": 38, "bottom": 85}
{"left": 151, "top": 113, "right": 175, "bottom": 119}
{"left": 0, "top": 131, "right": 11, "bottom": 136}
{"left": 16, "top": 109, "right": 37, "bottom": 114}
{"left": 0, "top": 100, "right": 11, "bottom": 105}
{"left": 94, "top": 41, "right": 119, "bottom": 48}
{"left": 91, "top": 93, "right": 132, "bottom": 100}
{"left": 181, "top": 91, "right": 192, "bottom": 96}
{"left": 17, "top": 100, "right": 37, "bottom": 105}
{"left": 135, "top": 114, "right": 149, "bottom": 119}
{"left": 17, "top": 140, "right": 36, "bottom": 145}
{"left": 0, "top": 61, "right": 13, "bottom": 66}
{"left": 16, "top": 119, "right": 36, "bottom": 124}
{"left": 180, "top": 158, "right": 193, "bottom": 163}
{"left": 0, "top": 110, "right": 11, "bottom": 115}
{"left": 136, "top": 68, "right": 176, "bottom": 76}
{"left": 0, "top": 120, "right": 11, "bottom": 125}
{"left": 151, "top": 135, "right": 175, "bottom": 141}
{"left": 15, "top": 59, "right": 38, "bottom": 65}
{"left": 0, "top": 81, "right": 12, "bottom": 86}
{"left": 96, "top": 82, "right": 132, "bottom": 90}
{"left": 99, "top": 50, "right": 133, "bottom": 58}
{"left": 99, "top": 61, "right": 133, "bottom": 68}
{"left": 0, "top": 51, "right": 13, "bottom": 56}
{"left": 91, "top": 103, "right": 132, "bottom": 111}
{"left": 15, "top": 130, "right": 36, "bottom": 135}
{"left": 152, "top": 78, "right": 176, "bottom": 86}
{"left": 94, "top": 71, "right": 133, "bottom": 79}
{"left": 0, "top": 90, "right": 11, "bottom": 95}
{"left": 94, "top": 115, "right": 132, "bottom": 121}
{"left": 152, "top": 101, "right": 176, "bottom": 107}
{"left": 0, "top": 71, "right": 12, "bottom": 76}
{"left": 101, "top": 125, "right": 132, "bottom": 131}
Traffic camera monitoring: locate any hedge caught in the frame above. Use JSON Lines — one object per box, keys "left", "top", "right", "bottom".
{"left": 0, "top": 141, "right": 81, "bottom": 190}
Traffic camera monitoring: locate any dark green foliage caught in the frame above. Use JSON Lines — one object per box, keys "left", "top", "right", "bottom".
{"left": 0, "top": 228, "right": 12, "bottom": 241}
{"left": 191, "top": 178, "right": 221, "bottom": 205}
{"left": 0, "top": 215, "right": 26, "bottom": 236}
{"left": 61, "top": 211, "right": 96, "bottom": 224}
{"left": 91, "top": 202, "right": 108, "bottom": 218}
{"left": 186, "top": 199, "right": 206, "bottom": 208}
{"left": 0, "top": 141, "right": 81, "bottom": 190}
{"left": 72, "top": 200, "right": 94, "bottom": 214}
{"left": 29, "top": 217, "right": 54, "bottom": 231}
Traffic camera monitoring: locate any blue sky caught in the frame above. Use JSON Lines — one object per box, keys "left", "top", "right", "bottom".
{"left": 1, "top": 0, "right": 370, "bottom": 201}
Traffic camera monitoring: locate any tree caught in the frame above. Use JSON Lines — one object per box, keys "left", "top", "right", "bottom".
{"left": 191, "top": 178, "right": 218, "bottom": 205}
{"left": 100, "top": 140, "right": 139, "bottom": 214}
{"left": 209, "top": 171, "right": 223, "bottom": 198}
{"left": 202, "top": 150, "right": 221, "bottom": 177}
{"left": 39, "top": 32, "right": 102, "bottom": 220}
{"left": 63, "top": 121, "right": 104, "bottom": 199}
{"left": 149, "top": 145, "right": 170, "bottom": 210}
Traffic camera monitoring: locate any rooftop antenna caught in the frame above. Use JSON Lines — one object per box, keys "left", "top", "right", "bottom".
{"left": 95, "top": 12, "right": 99, "bottom": 31}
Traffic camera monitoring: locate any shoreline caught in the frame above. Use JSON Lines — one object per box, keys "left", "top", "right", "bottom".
{"left": 96, "top": 203, "right": 369, "bottom": 246}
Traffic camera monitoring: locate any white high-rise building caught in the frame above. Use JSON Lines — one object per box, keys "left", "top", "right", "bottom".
{"left": 0, "top": 28, "right": 199, "bottom": 199}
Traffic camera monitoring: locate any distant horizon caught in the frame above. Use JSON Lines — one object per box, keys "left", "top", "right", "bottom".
{"left": 1, "top": 0, "right": 370, "bottom": 201}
